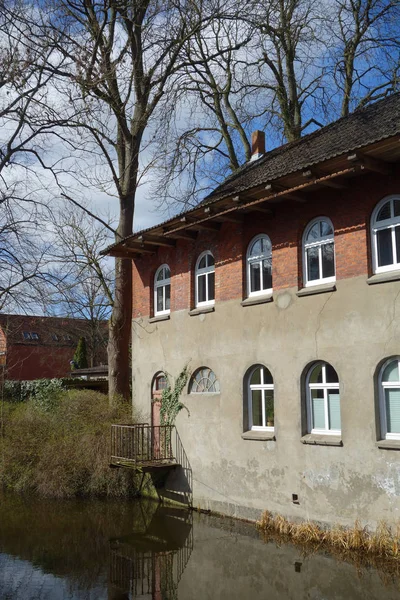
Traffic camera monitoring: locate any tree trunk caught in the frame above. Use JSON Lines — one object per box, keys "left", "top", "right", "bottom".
{"left": 108, "top": 256, "right": 132, "bottom": 401}
{"left": 108, "top": 196, "right": 135, "bottom": 401}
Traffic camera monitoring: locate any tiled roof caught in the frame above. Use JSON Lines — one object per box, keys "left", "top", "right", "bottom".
{"left": 102, "top": 92, "right": 400, "bottom": 255}
{"left": 202, "top": 92, "right": 400, "bottom": 204}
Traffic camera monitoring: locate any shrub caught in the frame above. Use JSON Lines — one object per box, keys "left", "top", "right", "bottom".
{"left": 0, "top": 389, "right": 140, "bottom": 498}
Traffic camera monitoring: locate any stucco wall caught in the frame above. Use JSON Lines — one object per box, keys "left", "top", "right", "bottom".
{"left": 132, "top": 275, "right": 400, "bottom": 528}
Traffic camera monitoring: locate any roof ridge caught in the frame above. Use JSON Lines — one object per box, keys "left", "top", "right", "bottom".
{"left": 204, "top": 91, "right": 400, "bottom": 201}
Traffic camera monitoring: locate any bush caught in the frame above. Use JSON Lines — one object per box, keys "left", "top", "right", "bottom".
{"left": 0, "top": 389, "right": 140, "bottom": 498}
{"left": 3, "top": 378, "right": 64, "bottom": 406}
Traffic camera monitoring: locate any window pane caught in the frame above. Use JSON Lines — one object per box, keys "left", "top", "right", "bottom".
{"left": 156, "top": 269, "right": 164, "bottom": 282}
{"left": 206, "top": 253, "right": 215, "bottom": 267}
{"left": 310, "top": 363, "right": 323, "bottom": 383}
{"left": 250, "top": 367, "right": 261, "bottom": 385}
{"left": 265, "top": 391, "right": 274, "bottom": 425}
{"left": 321, "top": 243, "right": 335, "bottom": 278}
{"left": 208, "top": 271, "right": 215, "bottom": 301}
{"left": 306, "top": 222, "right": 320, "bottom": 242}
{"left": 164, "top": 266, "right": 171, "bottom": 279}
{"left": 377, "top": 228, "right": 393, "bottom": 267}
{"left": 306, "top": 247, "right": 320, "bottom": 281}
{"left": 385, "top": 388, "right": 400, "bottom": 434}
{"left": 312, "top": 389, "right": 325, "bottom": 429}
{"left": 396, "top": 228, "right": 400, "bottom": 265}
{"left": 325, "top": 363, "right": 339, "bottom": 383}
{"left": 155, "top": 375, "right": 167, "bottom": 390}
{"left": 383, "top": 360, "right": 399, "bottom": 382}
{"left": 263, "top": 367, "right": 273, "bottom": 385}
{"left": 320, "top": 221, "right": 333, "bottom": 237}
{"left": 261, "top": 236, "right": 272, "bottom": 255}
{"left": 262, "top": 258, "right": 272, "bottom": 290}
{"left": 165, "top": 284, "right": 170, "bottom": 310}
{"left": 394, "top": 200, "right": 400, "bottom": 218}
{"left": 250, "top": 262, "right": 261, "bottom": 292}
{"left": 377, "top": 201, "right": 391, "bottom": 221}
{"left": 157, "top": 287, "right": 164, "bottom": 312}
{"left": 251, "top": 390, "right": 263, "bottom": 427}
{"left": 198, "top": 274, "right": 206, "bottom": 303}
{"left": 250, "top": 239, "right": 262, "bottom": 257}
{"left": 199, "top": 256, "right": 206, "bottom": 269}
{"left": 328, "top": 391, "right": 341, "bottom": 431}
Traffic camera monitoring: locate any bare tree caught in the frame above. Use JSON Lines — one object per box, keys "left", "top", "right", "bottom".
{"left": 0, "top": 1, "right": 69, "bottom": 311}
{"left": 20, "top": 0, "right": 224, "bottom": 399}
{"left": 331, "top": 0, "right": 400, "bottom": 117}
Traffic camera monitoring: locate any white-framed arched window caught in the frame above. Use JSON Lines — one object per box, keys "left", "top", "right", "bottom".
{"left": 378, "top": 357, "right": 400, "bottom": 440}
{"left": 247, "top": 235, "right": 272, "bottom": 297}
{"left": 371, "top": 196, "right": 400, "bottom": 274}
{"left": 154, "top": 264, "right": 171, "bottom": 316}
{"left": 195, "top": 251, "right": 215, "bottom": 307}
{"left": 247, "top": 365, "right": 274, "bottom": 431}
{"left": 306, "top": 362, "right": 341, "bottom": 434}
{"left": 303, "top": 217, "right": 335, "bottom": 286}
{"left": 189, "top": 367, "right": 220, "bottom": 393}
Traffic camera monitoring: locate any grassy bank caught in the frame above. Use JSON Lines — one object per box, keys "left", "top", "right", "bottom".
{"left": 258, "top": 510, "right": 400, "bottom": 569}
{"left": 0, "top": 389, "right": 140, "bottom": 498}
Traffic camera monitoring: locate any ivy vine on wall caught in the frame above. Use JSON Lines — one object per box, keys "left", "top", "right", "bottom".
{"left": 159, "top": 365, "right": 190, "bottom": 427}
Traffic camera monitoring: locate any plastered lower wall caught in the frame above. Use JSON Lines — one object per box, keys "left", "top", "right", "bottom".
{"left": 132, "top": 275, "right": 400, "bottom": 527}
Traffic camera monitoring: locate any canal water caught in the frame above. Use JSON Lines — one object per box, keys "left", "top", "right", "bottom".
{"left": 0, "top": 494, "right": 398, "bottom": 599}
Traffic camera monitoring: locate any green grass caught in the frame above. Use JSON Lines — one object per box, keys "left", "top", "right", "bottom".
{"left": 0, "top": 389, "right": 141, "bottom": 498}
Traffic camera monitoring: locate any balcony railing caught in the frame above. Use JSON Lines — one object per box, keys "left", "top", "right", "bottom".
{"left": 111, "top": 423, "right": 177, "bottom": 468}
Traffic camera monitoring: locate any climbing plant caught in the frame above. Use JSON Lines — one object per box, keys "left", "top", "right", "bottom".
{"left": 160, "top": 365, "right": 190, "bottom": 427}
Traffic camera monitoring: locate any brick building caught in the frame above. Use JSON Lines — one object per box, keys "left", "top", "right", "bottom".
{"left": 0, "top": 314, "right": 108, "bottom": 381}
{"left": 105, "top": 93, "right": 400, "bottom": 527}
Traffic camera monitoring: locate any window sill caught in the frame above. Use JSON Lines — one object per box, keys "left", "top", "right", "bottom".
{"left": 296, "top": 283, "right": 336, "bottom": 297}
{"left": 367, "top": 271, "right": 400, "bottom": 285}
{"left": 241, "top": 430, "right": 276, "bottom": 441}
{"left": 148, "top": 314, "right": 170, "bottom": 323}
{"left": 376, "top": 439, "right": 400, "bottom": 450}
{"left": 301, "top": 433, "right": 342, "bottom": 446}
{"left": 241, "top": 294, "right": 273, "bottom": 307}
{"left": 188, "top": 306, "right": 215, "bottom": 317}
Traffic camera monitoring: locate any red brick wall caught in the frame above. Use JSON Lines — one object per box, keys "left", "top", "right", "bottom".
{"left": 132, "top": 172, "right": 400, "bottom": 318}
{"left": 5, "top": 344, "right": 75, "bottom": 380}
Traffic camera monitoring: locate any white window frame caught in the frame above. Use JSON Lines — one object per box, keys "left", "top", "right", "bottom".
{"left": 154, "top": 264, "right": 171, "bottom": 316}
{"left": 189, "top": 367, "right": 220, "bottom": 394}
{"left": 195, "top": 251, "right": 215, "bottom": 307}
{"left": 371, "top": 195, "right": 400, "bottom": 275}
{"left": 306, "top": 362, "right": 341, "bottom": 435}
{"left": 246, "top": 234, "right": 273, "bottom": 297}
{"left": 303, "top": 217, "right": 336, "bottom": 287}
{"left": 248, "top": 365, "right": 274, "bottom": 431}
{"left": 378, "top": 357, "right": 400, "bottom": 441}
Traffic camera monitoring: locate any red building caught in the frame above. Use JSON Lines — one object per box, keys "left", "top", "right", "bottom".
{"left": 0, "top": 314, "right": 108, "bottom": 380}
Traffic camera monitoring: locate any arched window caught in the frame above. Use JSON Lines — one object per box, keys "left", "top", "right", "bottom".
{"left": 152, "top": 371, "right": 168, "bottom": 400}
{"left": 154, "top": 264, "right": 171, "bottom": 315}
{"left": 306, "top": 362, "right": 341, "bottom": 434}
{"left": 378, "top": 358, "right": 400, "bottom": 440}
{"left": 371, "top": 196, "right": 400, "bottom": 274}
{"left": 303, "top": 218, "right": 335, "bottom": 286}
{"left": 189, "top": 367, "right": 220, "bottom": 393}
{"left": 195, "top": 251, "right": 215, "bottom": 307}
{"left": 247, "top": 365, "right": 274, "bottom": 430}
{"left": 247, "top": 235, "right": 272, "bottom": 296}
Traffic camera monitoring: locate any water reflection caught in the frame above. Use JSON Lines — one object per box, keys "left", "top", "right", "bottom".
{"left": 0, "top": 494, "right": 399, "bottom": 599}
{"left": 109, "top": 505, "right": 193, "bottom": 599}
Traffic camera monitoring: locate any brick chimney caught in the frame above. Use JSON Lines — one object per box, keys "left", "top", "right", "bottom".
{"left": 251, "top": 130, "right": 265, "bottom": 161}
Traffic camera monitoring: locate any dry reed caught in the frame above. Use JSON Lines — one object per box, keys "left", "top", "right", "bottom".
{"left": 258, "top": 510, "right": 400, "bottom": 575}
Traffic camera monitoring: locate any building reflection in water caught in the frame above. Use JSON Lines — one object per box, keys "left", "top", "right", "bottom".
{"left": 108, "top": 504, "right": 193, "bottom": 600}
